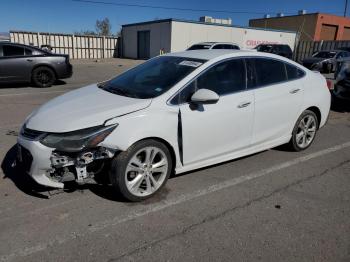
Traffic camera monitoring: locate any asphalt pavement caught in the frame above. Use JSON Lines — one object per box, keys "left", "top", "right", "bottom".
{"left": 0, "top": 59, "right": 349, "bottom": 262}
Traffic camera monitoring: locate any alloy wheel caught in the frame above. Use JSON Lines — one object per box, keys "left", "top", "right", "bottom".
{"left": 295, "top": 114, "right": 317, "bottom": 149}
{"left": 125, "top": 146, "right": 168, "bottom": 197}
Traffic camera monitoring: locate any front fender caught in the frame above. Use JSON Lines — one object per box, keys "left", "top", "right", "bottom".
{"left": 100, "top": 106, "right": 182, "bottom": 168}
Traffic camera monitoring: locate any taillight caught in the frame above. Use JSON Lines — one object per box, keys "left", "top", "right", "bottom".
{"left": 326, "top": 79, "right": 333, "bottom": 90}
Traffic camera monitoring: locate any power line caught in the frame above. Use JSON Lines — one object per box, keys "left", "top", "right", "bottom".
{"left": 72, "top": 0, "right": 295, "bottom": 15}
{"left": 345, "top": 0, "right": 348, "bottom": 17}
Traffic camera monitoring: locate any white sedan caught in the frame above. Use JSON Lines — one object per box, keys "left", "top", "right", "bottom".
{"left": 17, "top": 50, "right": 331, "bottom": 201}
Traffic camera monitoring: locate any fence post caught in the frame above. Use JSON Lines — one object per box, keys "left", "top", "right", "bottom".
{"left": 72, "top": 34, "right": 75, "bottom": 59}
{"left": 102, "top": 36, "right": 106, "bottom": 59}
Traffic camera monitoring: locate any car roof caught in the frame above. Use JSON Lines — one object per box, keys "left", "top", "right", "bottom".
{"left": 0, "top": 42, "right": 51, "bottom": 54}
{"left": 165, "top": 49, "right": 278, "bottom": 61}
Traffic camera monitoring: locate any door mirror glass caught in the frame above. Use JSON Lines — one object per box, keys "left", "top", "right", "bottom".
{"left": 191, "top": 89, "right": 219, "bottom": 104}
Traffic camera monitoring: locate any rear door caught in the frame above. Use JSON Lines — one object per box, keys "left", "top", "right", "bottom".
{"left": 247, "top": 57, "right": 304, "bottom": 146}
{"left": 0, "top": 44, "right": 33, "bottom": 82}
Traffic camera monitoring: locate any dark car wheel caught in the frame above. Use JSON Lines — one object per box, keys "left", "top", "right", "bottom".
{"left": 32, "top": 66, "right": 56, "bottom": 88}
{"left": 109, "top": 139, "right": 172, "bottom": 202}
{"left": 288, "top": 110, "right": 319, "bottom": 152}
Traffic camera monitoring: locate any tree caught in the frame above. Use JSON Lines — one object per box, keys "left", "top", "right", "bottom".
{"left": 95, "top": 18, "right": 112, "bottom": 36}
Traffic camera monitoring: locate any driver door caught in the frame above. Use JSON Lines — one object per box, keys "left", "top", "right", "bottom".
{"left": 174, "top": 58, "right": 255, "bottom": 166}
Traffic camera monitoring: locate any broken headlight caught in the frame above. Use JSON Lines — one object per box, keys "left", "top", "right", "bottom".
{"left": 40, "top": 124, "right": 118, "bottom": 152}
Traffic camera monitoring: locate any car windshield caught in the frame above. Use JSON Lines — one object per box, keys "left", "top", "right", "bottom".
{"left": 98, "top": 56, "right": 207, "bottom": 99}
{"left": 313, "top": 51, "right": 336, "bottom": 58}
{"left": 187, "top": 44, "right": 212, "bottom": 50}
{"left": 255, "top": 45, "right": 273, "bottom": 52}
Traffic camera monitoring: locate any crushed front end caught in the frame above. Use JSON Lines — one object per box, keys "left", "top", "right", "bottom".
{"left": 17, "top": 124, "right": 118, "bottom": 188}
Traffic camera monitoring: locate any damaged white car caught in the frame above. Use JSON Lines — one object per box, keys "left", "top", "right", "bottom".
{"left": 17, "top": 50, "right": 331, "bottom": 201}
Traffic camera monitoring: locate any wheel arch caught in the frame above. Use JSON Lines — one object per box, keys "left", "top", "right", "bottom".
{"left": 31, "top": 64, "right": 58, "bottom": 79}
{"left": 139, "top": 137, "right": 177, "bottom": 173}
{"left": 305, "top": 106, "right": 321, "bottom": 128}
{"left": 130, "top": 137, "right": 178, "bottom": 174}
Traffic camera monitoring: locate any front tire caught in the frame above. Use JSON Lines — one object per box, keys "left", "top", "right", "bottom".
{"left": 288, "top": 110, "right": 319, "bottom": 151}
{"left": 109, "top": 139, "right": 172, "bottom": 202}
{"left": 32, "top": 66, "right": 56, "bottom": 87}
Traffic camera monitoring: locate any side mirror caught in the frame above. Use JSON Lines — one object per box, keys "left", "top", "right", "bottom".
{"left": 191, "top": 89, "right": 219, "bottom": 104}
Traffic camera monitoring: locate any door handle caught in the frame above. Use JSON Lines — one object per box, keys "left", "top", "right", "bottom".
{"left": 289, "top": 88, "right": 301, "bottom": 94}
{"left": 237, "top": 102, "right": 251, "bottom": 108}
{"left": 26, "top": 59, "right": 33, "bottom": 62}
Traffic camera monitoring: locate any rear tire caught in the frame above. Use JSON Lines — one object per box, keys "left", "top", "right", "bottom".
{"left": 288, "top": 110, "right": 319, "bottom": 152}
{"left": 109, "top": 139, "right": 172, "bottom": 202}
{"left": 32, "top": 66, "right": 56, "bottom": 87}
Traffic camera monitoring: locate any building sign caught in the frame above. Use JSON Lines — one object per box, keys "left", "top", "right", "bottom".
{"left": 245, "top": 40, "right": 280, "bottom": 47}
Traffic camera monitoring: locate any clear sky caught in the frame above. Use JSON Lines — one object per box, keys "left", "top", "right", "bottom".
{"left": 0, "top": 0, "right": 347, "bottom": 34}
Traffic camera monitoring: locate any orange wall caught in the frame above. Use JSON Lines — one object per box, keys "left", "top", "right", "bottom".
{"left": 314, "top": 13, "right": 350, "bottom": 40}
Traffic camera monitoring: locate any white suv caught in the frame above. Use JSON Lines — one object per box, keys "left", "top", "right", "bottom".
{"left": 17, "top": 50, "right": 330, "bottom": 201}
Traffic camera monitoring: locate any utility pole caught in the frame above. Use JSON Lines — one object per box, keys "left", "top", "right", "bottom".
{"left": 345, "top": 0, "right": 348, "bottom": 17}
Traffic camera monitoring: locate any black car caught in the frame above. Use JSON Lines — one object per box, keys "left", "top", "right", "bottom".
{"left": 254, "top": 44, "right": 293, "bottom": 59}
{"left": 302, "top": 50, "right": 350, "bottom": 73}
{"left": 333, "top": 59, "right": 350, "bottom": 100}
{"left": 0, "top": 42, "right": 72, "bottom": 87}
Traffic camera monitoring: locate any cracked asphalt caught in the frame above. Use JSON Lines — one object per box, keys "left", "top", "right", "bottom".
{"left": 0, "top": 59, "right": 350, "bottom": 262}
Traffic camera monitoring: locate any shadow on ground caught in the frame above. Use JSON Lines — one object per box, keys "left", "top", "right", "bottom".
{"left": 0, "top": 80, "right": 66, "bottom": 89}
{"left": 331, "top": 96, "right": 350, "bottom": 113}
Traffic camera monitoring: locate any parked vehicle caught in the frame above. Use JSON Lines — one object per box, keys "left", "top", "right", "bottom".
{"left": 337, "top": 46, "right": 350, "bottom": 52}
{"left": 0, "top": 42, "right": 72, "bottom": 87}
{"left": 333, "top": 59, "right": 350, "bottom": 100}
{"left": 187, "top": 42, "right": 240, "bottom": 50}
{"left": 17, "top": 50, "right": 330, "bottom": 201}
{"left": 302, "top": 50, "right": 350, "bottom": 73}
{"left": 254, "top": 44, "right": 293, "bottom": 59}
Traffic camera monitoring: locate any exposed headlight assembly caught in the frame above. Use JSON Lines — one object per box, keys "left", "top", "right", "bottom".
{"left": 40, "top": 124, "right": 118, "bottom": 152}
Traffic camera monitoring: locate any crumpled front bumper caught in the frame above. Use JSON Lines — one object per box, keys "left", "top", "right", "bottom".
{"left": 17, "top": 135, "right": 64, "bottom": 188}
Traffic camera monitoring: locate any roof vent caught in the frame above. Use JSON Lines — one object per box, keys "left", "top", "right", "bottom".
{"left": 277, "top": 13, "right": 284, "bottom": 17}
{"left": 298, "top": 10, "right": 307, "bottom": 15}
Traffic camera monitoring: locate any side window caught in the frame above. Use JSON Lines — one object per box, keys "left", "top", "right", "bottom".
{"left": 249, "top": 58, "right": 287, "bottom": 88}
{"left": 2, "top": 45, "right": 24, "bottom": 57}
{"left": 285, "top": 63, "right": 305, "bottom": 80}
{"left": 24, "top": 48, "right": 33, "bottom": 56}
{"left": 171, "top": 59, "right": 246, "bottom": 104}
{"left": 212, "top": 44, "right": 224, "bottom": 49}
{"left": 231, "top": 45, "right": 240, "bottom": 50}
{"left": 196, "top": 59, "right": 246, "bottom": 95}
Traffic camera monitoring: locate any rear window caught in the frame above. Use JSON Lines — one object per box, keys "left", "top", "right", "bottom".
{"left": 2, "top": 45, "right": 24, "bottom": 56}
{"left": 25, "top": 48, "right": 33, "bottom": 56}
{"left": 285, "top": 63, "right": 305, "bottom": 80}
{"left": 212, "top": 44, "right": 240, "bottom": 50}
{"left": 256, "top": 45, "right": 272, "bottom": 52}
{"left": 187, "top": 44, "right": 211, "bottom": 50}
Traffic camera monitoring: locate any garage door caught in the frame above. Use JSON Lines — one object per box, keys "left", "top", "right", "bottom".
{"left": 137, "top": 31, "right": 150, "bottom": 59}
{"left": 320, "top": 24, "right": 338, "bottom": 40}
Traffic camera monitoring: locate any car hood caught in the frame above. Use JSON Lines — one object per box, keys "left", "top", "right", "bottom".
{"left": 26, "top": 84, "right": 152, "bottom": 132}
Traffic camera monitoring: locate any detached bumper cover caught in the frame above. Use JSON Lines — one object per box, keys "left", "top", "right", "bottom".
{"left": 17, "top": 135, "right": 64, "bottom": 188}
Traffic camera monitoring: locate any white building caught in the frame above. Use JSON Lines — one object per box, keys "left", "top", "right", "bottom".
{"left": 121, "top": 18, "right": 297, "bottom": 59}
